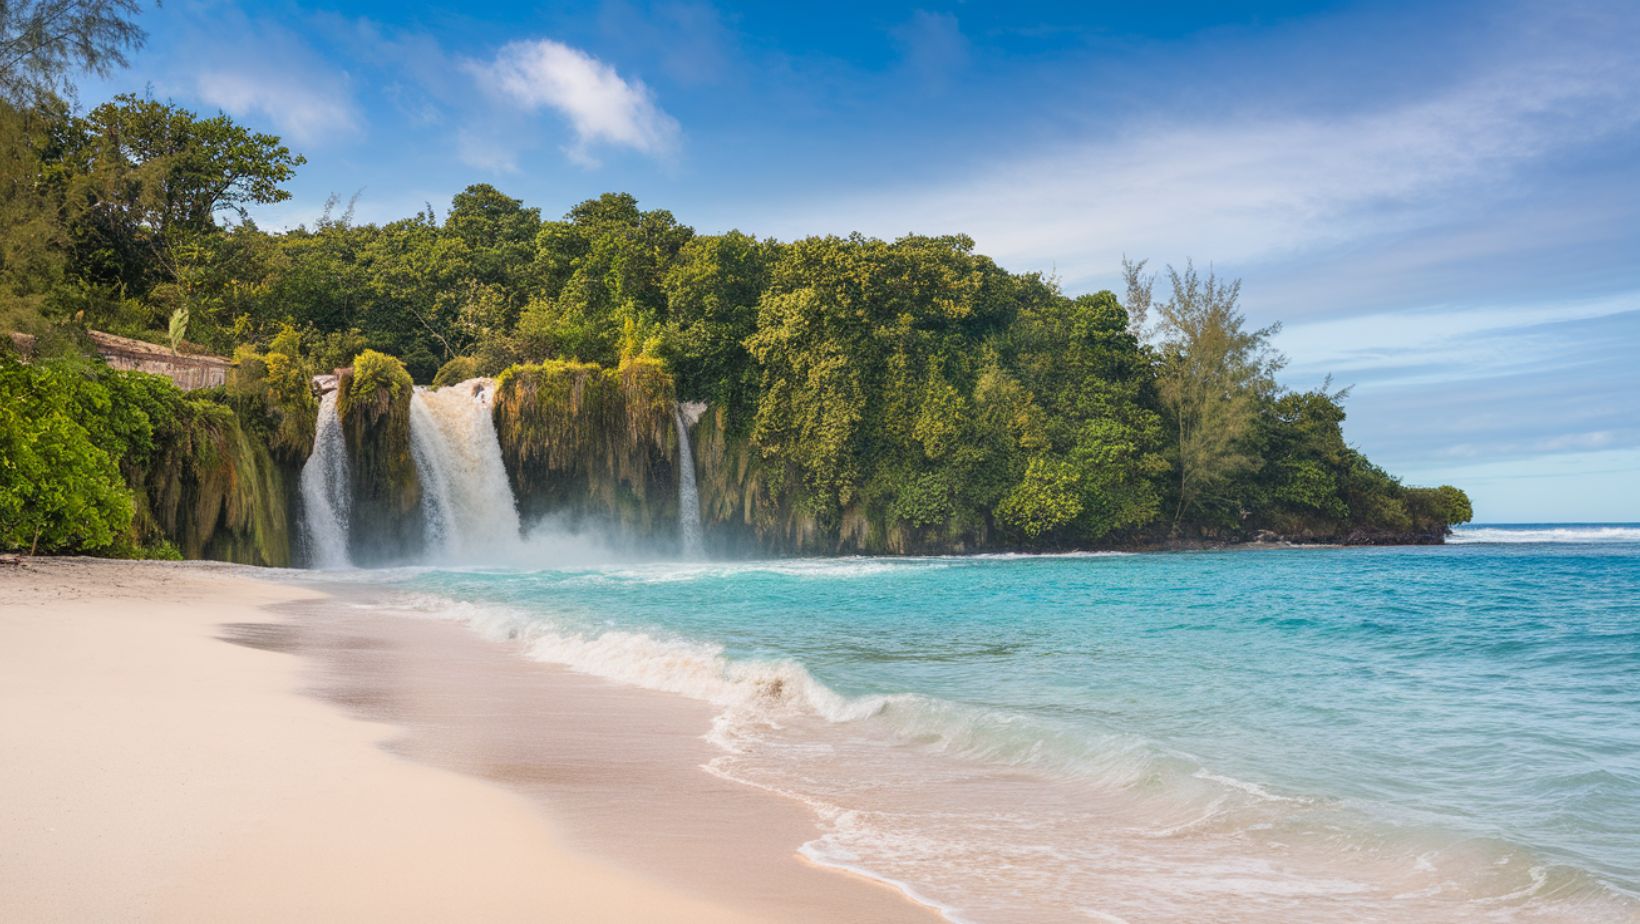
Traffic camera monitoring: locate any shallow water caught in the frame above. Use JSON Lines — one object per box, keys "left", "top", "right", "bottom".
{"left": 332, "top": 525, "right": 1640, "bottom": 922}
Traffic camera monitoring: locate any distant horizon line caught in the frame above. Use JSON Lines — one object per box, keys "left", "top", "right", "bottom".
{"left": 1460, "top": 522, "right": 1640, "bottom": 526}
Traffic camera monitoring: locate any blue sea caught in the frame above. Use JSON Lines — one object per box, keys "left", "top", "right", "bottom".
{"left": 352, "top": 524, "right": 1640, "bottom": 922}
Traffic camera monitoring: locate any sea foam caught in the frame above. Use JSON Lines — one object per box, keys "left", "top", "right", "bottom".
{"left": 322, "top": 543, "right": 1640, "bottom": 924}
{"left": 1449, "top": 525, "right": 1640, "bottom": 543}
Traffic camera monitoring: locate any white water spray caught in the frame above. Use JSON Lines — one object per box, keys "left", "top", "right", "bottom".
{"left": 299, "top": 390, "right": 351, "bottom": 568}
{"left": 674, "top": 403, "right": 705, "bottom": 559}
{"left": 408, "top": 378, "right": 523, "bottom": 562}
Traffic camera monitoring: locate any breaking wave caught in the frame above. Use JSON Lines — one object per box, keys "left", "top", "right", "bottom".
{"left": 1449, "top": 525, "right": 1640, "bottom": 544}
{"left": 316, "top": 549, "right": 1640, "bottom": 924}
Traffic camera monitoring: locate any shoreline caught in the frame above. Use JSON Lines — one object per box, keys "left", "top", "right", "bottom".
{"left": 7, "top": 539, "right": 1630, "bottom": 921}
{"left": 293, "top": 542, "right": 1638, "bottom": 923}
{"left": 0, "top": 558, "right": 935, "bottom": 922}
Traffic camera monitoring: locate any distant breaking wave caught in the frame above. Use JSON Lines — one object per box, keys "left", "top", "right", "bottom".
{"left": 1449, "top": 525, "right": 1640, "bottom": 544}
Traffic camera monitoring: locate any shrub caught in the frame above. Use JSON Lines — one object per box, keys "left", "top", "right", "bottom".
{"left": 432, "top": 355, "right": 480, "bottom": 388}
{"left": 0, "top": 356, "right": 134, "bottom": 553}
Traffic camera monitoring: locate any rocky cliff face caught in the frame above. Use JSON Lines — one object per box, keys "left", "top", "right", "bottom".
{"left": 688, "top": 404, "right": 843, "bottom": 554}
{"left": 489, "top": 359, "right": 905, "bottom": 555}
{"left": 337, "top": 351, "right": 423, "bottom": 565}
{"left": 152, "top": 351, "right": 1461, "bottom": 567}
{"left": 492, "top": 357, "right": 681, "bottom": 541}
{"left": 685, "top": 404, "right": 986, "bottom": 556}
{"left": 128, "top": 399, "right": 295, "bottom": 566}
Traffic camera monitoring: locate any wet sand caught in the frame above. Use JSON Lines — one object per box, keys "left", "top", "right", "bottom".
{"left": 0, "top": 558, "right": 934, "bottom": 922}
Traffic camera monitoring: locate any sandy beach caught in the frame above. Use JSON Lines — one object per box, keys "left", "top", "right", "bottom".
{"left": 0, "top": 559, "right": 933, "bottom": 922}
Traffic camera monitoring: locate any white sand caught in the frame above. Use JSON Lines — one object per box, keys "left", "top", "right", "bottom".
{"left": 0, "top": 558, "right": 763, "bottom": 922}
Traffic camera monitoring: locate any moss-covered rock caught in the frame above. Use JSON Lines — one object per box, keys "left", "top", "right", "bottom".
{"left": 431, "top": 355, "right": 480, "bottom": 388}
{"left": 120, "top": 380, "right": 296, "bottom": 567}
{"left": 492, "top": 357, "right": 680, "bottom": 538}
{"left": 692, "top": 404, "right": 819, "bottom": 552}
{"left": 337, "top": 349, "right": 422, "bottom": 564}
{"left": 486, "top": 356, "right": 933, "bottom": 555}
{"left": 229, "top": 342, "right": 317, "bottom": 465}
{"left": 690, "top": 403, "right": 948, "bottom": 555}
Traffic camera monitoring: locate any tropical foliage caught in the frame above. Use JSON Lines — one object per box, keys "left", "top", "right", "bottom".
{"left": 0, "top": 50, "right": 1471, "bottom": 557}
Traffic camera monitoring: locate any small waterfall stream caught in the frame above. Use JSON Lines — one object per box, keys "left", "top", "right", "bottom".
{"left": 674, "top": 404, "right": 705, "bottom": 559}
{"left": 299, "top": 390, "right": 351, "bottom": 568}
{"left": 408, "top": 378, "right": 523, "bottom": 562}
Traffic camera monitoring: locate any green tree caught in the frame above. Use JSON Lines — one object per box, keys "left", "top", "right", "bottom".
{"left": 1148, "top": 262, "right": 1284, "bottom": 533}
{"left": 0, "top": 98, "right": 71, "bottom": 331}
{"left": 445, "top": 183, "right": 540, "bottom": 310}
{"left": 0, "top": 0, "right": 145, "bottom": 104}
{"left": 660, "top": 230, "right": 773, "bottom": 422}
{"left": 1008, "top": 290, "right": 1167, "bottom": 541}
{"left": 19, "top": 94, "right": 306, "bottom": 338}
{"left": 747, "top": 233, "right": 1027, "bottom": 535}
{"left": 1244, "top": 385, "right": 1352, "bottom": 532}
{"left": 0, "top": 353, "right": 134, "bottom": 553}
{"left": 262, "top": 211, "right": 371, "bottom": 343}
{"left": 996, "top": 456, "right": 1083, "bottom": 538}
{"left": 527, "top": 193, "right": 694, "bottom": 365}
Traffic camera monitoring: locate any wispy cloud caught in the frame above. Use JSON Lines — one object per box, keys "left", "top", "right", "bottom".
{"left": 158, "top": 10, "right": 365, "bottom": 148}
{"left": 330, "top": 17, "right": 462, "bottom": 127}
{"left": 892, "top": 11, "right": 968, "bottom": 91}
{"left": 195, "top": 68, "right": 359, "bottom": 145}
{"left": 595, "top": 1, "right": 737, "bottom": 87}
{"left": 455, "top": 128, "right": 520, "bottom": 174}
{"left": 765, "top": 5, "right": 1640, "bottom": 290}
{"left": 1278, "top": 292, "right": 1640, "bottom": 384}
{"left": 468, "top": 38, "right": 680, "bottom": 167}
{"left": 1310, "top": 304, "right": 1640, "bottom": 517}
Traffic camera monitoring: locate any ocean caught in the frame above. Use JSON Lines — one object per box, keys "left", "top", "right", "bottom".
{"left": 333, "top": 524, "right": 1640, "bottom": 922}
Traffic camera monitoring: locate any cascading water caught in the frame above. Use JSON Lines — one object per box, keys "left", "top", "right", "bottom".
{"left": 299, "top": 390, "right": 351, "bottom": 568}
{"left": 674, "top": 404, "right": 705, "bottom": 559}
{"left": 407, "top": 378, "right": 523, "bottom": 562}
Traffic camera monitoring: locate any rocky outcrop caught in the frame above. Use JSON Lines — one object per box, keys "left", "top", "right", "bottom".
{"left": 492, "top": 357, "right": 681, "bottom": 539}
{"left": 336, "top": 351, "right": 423, "bottom": 565}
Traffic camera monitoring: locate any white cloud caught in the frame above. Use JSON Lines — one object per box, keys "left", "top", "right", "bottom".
{"left": 173, "top": 11, "right": 364, "bottom": 148}
{"left": 469, "top": 39, "right": 679, "bottom": 166}
{"left": 195, "top": 69, "right": 360, "bottom": 145}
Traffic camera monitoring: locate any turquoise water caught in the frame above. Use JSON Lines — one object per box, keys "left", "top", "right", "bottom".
{"left": 366, "top": 524, "right": 1640, "bottom": 922}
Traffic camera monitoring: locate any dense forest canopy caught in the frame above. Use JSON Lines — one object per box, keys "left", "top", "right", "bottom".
{"left": 0, "top": 24, "right": 1471, "bottom": 557}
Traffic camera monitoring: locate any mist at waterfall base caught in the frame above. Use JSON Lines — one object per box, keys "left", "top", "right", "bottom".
{"left": 298, "top": 377, "right": 704, "bottom": 569}
{"left": 293, "top": 527, "right": 1640, "bottom": 923}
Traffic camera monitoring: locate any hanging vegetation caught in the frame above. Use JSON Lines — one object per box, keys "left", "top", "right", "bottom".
{"left": 337, "top": 349, "right": 422, "bottom": 564}
{"left": 492, "top": 357, "right": 679, "bottom": 536}
{"left": 128, "top": 390, "right": 293, "bottom": 566}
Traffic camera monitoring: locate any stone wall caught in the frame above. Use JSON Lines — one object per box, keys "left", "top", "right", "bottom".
{"left": 87, "top": 330, "right": 233, "bottom": 391}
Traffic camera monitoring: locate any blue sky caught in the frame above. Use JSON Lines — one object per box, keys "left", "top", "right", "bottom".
{"left": 79, "top": 0, "right": 1640, "bottom": 522}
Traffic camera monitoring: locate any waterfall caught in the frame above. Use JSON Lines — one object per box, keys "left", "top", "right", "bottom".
{"left": 299, "top": 390, "right": 351, "bottom": 568}
{"left": 674, "top": 404, "right": 705, "bottom": 559}
{"left": 408, "top": 378, "right": 523, "bottom": 562}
